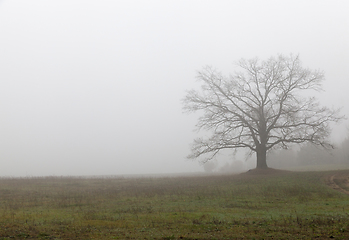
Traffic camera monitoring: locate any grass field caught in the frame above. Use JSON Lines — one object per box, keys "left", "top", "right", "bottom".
{"left": 1, "top": 169, "right": 349, "bottom": 239}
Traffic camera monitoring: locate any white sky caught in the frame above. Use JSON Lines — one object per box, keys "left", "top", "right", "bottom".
{"left": 0, "top": 0, "right": 348, "bottom": 176}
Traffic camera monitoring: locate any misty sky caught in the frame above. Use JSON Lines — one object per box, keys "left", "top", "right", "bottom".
{"left": 0, "top": 1, "right": 348, "bottom": 176}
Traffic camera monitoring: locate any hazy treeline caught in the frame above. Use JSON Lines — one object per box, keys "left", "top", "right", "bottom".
{"left": 204, "top": 134, "right": 349, "bottom": 173}
{"left": 268, "top": 135, "right": 349, "bottom": 169}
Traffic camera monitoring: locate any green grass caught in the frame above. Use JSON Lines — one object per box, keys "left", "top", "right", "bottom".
{"left": 0, "top": 170, "right": 349, "bottom": 239}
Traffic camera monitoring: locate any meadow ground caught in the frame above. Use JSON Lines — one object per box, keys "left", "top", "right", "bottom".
{"left": 1, "top": 169, "right": 349, "bottom": 239}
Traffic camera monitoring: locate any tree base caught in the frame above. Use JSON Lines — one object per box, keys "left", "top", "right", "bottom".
{"left": 243, "top": 168, "right": 290, "bottom": 175}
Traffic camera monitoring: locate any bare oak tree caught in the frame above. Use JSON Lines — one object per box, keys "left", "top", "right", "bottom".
{"left": 183, "top": 55, "right": 343, "bottom": 169}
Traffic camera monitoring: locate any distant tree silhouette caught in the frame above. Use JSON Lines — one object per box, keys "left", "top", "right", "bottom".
{"left": 297, "top": 143, "right": 333, "bottom": 165}
{"left": 183, "top": 54, "right": 343, "bottom": 169}
{"left": 267, "top": 149, "right": 297, "bottom": 169}
{"left": 337, "top": 135, "right": 349, "bottom": 163}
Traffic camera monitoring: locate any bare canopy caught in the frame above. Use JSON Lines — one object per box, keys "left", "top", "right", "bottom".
{"left": 183, "top": 55, "right": 343, "bottom": 169}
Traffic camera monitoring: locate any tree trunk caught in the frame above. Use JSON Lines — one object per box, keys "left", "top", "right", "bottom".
{"left": 256, "top": 145, "right": 268, "bottom": 169}
{"left": 256, "top": 110, "right": 268, "bottom": 169}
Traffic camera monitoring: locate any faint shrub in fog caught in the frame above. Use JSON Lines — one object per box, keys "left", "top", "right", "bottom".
{"left": 203, "top": 161, "right": 217, "bottom": 173}
{"left": 218, "top": 160, "right": 244, "bottom": 173}
{"left": 203, "top": 159, "right": 245, "bottom": 173}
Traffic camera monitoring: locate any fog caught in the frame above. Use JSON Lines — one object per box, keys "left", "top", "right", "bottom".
{"left": 0, "top": 1, "right": 348, "bottom": 177}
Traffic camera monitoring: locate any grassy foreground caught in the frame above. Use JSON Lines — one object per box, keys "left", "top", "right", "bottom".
{"left": 0, "top": 170, "right": 349, "bottom": 239}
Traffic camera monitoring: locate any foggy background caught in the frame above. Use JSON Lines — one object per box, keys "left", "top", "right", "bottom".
{"left": 0, "top": 0, "right": 348, "bottom": 177}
